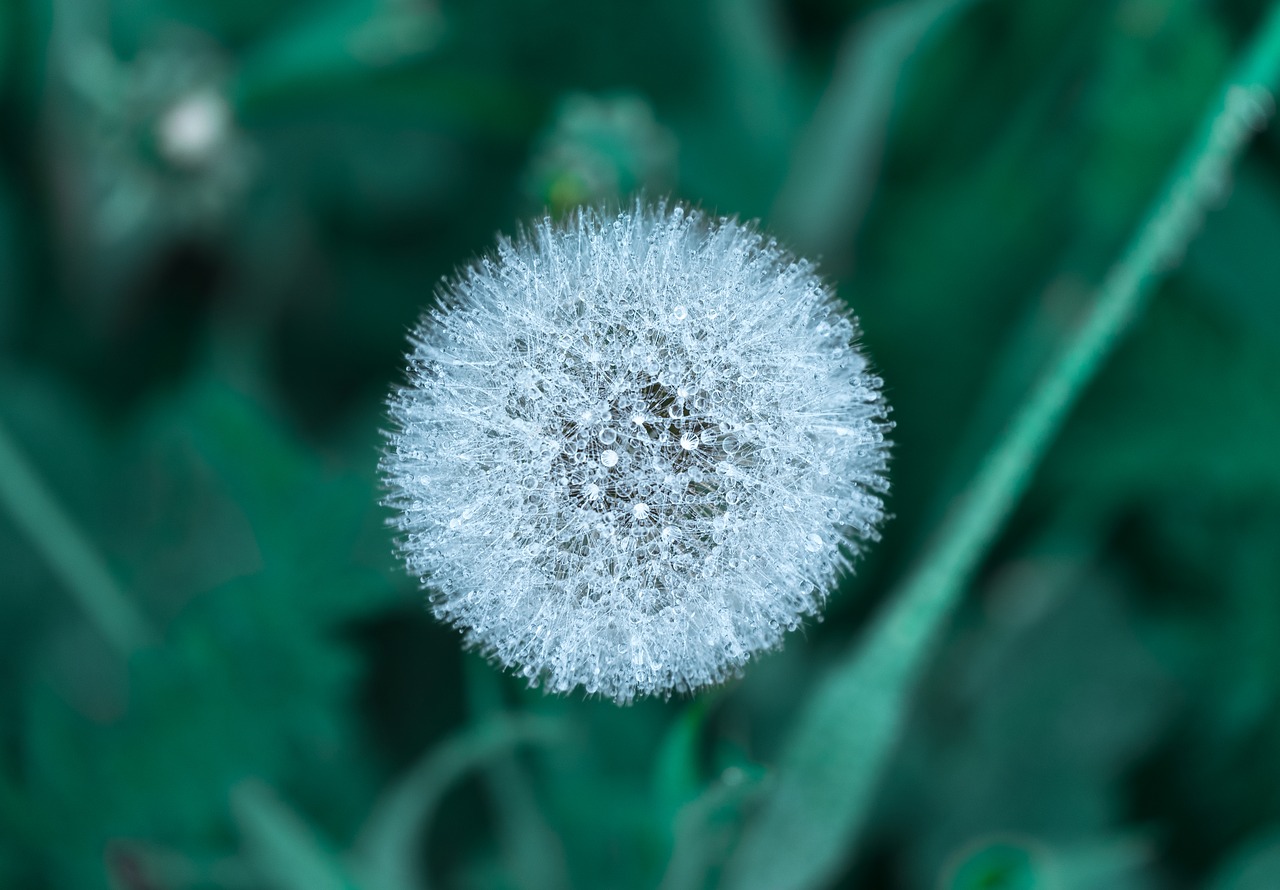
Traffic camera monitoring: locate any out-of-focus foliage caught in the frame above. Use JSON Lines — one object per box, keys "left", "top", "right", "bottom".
{"left": 2, "top": 0, "right": 1280, "bottom": 887}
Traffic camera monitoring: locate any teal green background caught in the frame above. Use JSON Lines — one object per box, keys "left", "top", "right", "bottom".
{"left": 3, "top": 0, "right": 1280, "bottom": 887}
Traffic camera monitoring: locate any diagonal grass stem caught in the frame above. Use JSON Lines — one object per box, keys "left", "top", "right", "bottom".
{"left": 0, "top": 419, "right": 155, "bottom": 657}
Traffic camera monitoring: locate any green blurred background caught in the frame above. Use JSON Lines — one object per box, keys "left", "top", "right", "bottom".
{"left": 3, "top": 0, "right": 1280, "bottom": 887}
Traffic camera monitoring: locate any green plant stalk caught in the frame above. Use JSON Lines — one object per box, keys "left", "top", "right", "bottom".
{"left": 724, "top": 6, "right": 1280, "bottom": 889}
{"left": 0, "top": 420, "right": 155, "bottom": 657}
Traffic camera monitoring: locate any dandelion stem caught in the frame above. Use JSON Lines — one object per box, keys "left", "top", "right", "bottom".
{"left": 725, "top": 6, "right": 1280, "bottom": 889}
{"left": 0, "top": 419, "right": 155, "bottom": 657}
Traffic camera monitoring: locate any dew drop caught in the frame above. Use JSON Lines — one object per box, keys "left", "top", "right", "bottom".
{"left": 680, "top": 433, "right": 698, "bottom": 451}
{"left": 601, "top": 449, "right": 619, "bottom": 468}
{"left": 672, "top": 305, "right": 688, "bottom": 321}
{"left": 598, "top": 428, "right": 617, "bottom": 445}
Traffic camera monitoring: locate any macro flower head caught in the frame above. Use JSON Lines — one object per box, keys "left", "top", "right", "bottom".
{"left": 381, "top": 200, "right": 891, "bottom": 703}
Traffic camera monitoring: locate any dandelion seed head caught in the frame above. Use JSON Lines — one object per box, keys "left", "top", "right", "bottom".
{"left": 381, "top": 200, "right": 891, "bottom": 703}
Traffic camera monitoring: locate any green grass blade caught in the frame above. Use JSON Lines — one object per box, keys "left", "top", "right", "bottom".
{"left": 772, "top": 0, "right": 979, "bottom": 254}
{"left": 723, "top": 7, "right": 1280, "bottom": 889}
{"left": 352, "top": 715, "right": 564, "bottom": 890}
{"left": 660, "top": 769, "right": 765, "bottom": 890}
{"left": 232, "top": 780, "right": 359, "bottom": 890}
{"left": 0, "top": 419, "right": 155, "bottom": 657}
{"left": 708, "top": 0, "right": 801, "bottom": 166}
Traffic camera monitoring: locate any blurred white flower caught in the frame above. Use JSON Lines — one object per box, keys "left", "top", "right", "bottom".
{"left": 381, "top": 201, "right": 890, "bottom": 703}
{"left": 52, "top": 33, "right": 254, "bottom": 245}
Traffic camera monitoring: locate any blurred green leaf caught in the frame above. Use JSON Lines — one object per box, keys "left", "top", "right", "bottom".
{"left": 1185, "top": 161, "right": 1280, "bottom": 343}
{"left": 1073, "top": 2, "right": 1230, "bottom": 239}
{"left": 17, "top": 569, "right": 369, "bottom": 873}
{"left": 121, "top": 372, "right": 403, "bottom": 622}
{"left": 1210, "top": 829, "right": 1280, "bottom": 890}
{"left": 1118, "top": 500, "right": 1280, "bottom": 870}
{"left": 897, "top": 567, "right": 1172, "bottom": 882}
{"left": 1042, "top": 288, "right": 1280, "bottom": 505}
{"left": 3, "top": 369, "right": 390, "bottom": 880}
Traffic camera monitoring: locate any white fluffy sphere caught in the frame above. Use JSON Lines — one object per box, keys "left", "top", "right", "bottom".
{"left": 381, "top": 201, "right": 890, "bottom": 703}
